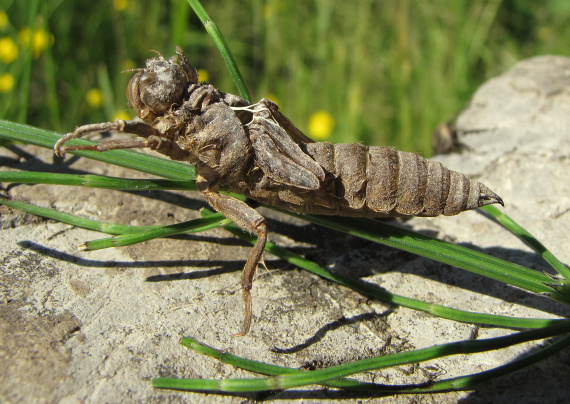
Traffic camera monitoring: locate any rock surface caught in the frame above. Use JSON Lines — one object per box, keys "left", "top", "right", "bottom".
{"left": 1, "top": 56, "right": 569, "bottom": 403}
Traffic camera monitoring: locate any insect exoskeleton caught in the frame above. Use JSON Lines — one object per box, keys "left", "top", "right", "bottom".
{"left": 54, "top": 48, "right": 503, "bottom": 335}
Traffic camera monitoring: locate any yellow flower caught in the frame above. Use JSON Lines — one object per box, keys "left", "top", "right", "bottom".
{"left": 113, "top": 0, "right": 128, "bottom": 11}
{"left": 86, "top": 88, "right": 103, "bottom": 108}
{"left": 197, "top": 68, "right": 208, "bottom": 83}
{"left": 113, "top": 110, "right": 131, "bottom": 121}
{"left": 0, "top": 11, "right": 9, "bottom": 29}
{"left": 308, "top": 110, "right": 335, "bottom": 140}
{"left": 0, "top": 73, "right": 14, "bottom": 92}
{"left": 19, "top": 27, "right": 53, "bottom": 57}
{"left": 32, "top": 29, "right": 53, "bottom": 57}
{"left": 0, "top": 37, "right": 18, "bottom": 63}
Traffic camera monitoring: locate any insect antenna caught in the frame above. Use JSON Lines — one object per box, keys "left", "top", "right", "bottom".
{"left": 121, "top": 68, "right": 145, "bottom": 74}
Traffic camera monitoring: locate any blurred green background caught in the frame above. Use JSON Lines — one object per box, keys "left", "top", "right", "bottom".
{"left": 1, "top": 0, "right": 570, "bottom": 156}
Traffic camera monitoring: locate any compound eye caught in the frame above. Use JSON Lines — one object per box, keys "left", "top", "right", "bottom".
{"left": 141, "top": 88, "right": 171, "bottom": 113}
{"left": 140, "top": 72, "right": 157, "bottom": 88}
{"left": 126, "top": 71, "right": 144, "bottom": 113}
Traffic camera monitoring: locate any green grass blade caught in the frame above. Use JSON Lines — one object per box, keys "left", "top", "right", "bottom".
{"left": 181, "top": 337, "right": 298, "bottom": 376}
{"left": 290, "top": 213, "right": 565, "bottom": 299}
{"left": 153, "top": 320, "right": 570, "bottom": 392}
{"left": 0, "top": 171, "right": 196, "bottom": 191}
{"left": 170, "top": 333, "right": 570, "bottom": 393}
{"left": 178, "top": 337, "right": 368, "bottom": 390}
{"left": 0, "top": 197, "right": 162, "bottom": 234}
{"left": 177, "top": 333, "right": 570, "bottom": 393}
{"left": 0, "top": 120, "right": 195, "bottom": 180}
{"left": 0, "top": 196, "right": 226, "bottom": 249}
{"left": 82, "top": 215, "right": 227, "bottom": 250}
{"left": 416, "top": 332, "right": 570, "bottom": 392}
{"left": 483, "top": 205, "right": 570, "bottom": 281}
{"left": 186, "top": 0, "right": 252, "bottom": 102}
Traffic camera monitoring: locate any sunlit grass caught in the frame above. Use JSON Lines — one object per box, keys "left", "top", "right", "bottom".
{"left": 2, "top": 1, "right": 570, "bottom": 155}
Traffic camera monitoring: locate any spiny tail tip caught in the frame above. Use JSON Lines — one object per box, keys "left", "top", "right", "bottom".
{"left": 479, "top": 184, "right": 504, "bottom": 207}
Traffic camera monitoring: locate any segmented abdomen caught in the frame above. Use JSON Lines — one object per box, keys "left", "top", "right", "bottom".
{"left": 300, "top": 142, "right": 500, "bottom": 217}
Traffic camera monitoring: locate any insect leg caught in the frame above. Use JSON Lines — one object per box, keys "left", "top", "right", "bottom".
{"left": 55, "top": 120, "right": 159, "bottom": 156}
{"left": 55, "top": 120, "right": 192, "bottom": 161}
{"left": 197, "top": 175, "right": 267, "bottom": 336}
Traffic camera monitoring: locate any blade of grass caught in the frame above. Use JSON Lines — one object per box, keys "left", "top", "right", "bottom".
{"left": 97, "top": 64, "right": 118, "bottom": 122}
{"left": 0, "top": 196, "right": 227, "bottom": 251}
{"left": 0, "top": 171, "right": 196, "bottom": 191}
{"left": 152, "top": 320, "right": 570, "bottom": 392}
{"left": 0, "top": 120, "right": 195, "bottom": 180}
{"left": 287, "top": 212, "right": 565, "bottom": 299}
{"left": 177, "top": 337, "right": 397, "bottom": 391}
{"left": 172, "top": 333, "right": 570, "bottom": 393}
{"left": 186, "top": 0, "right": 251, "bottom": 102}
{"left": 82, "top": 215, "right": 228, "bottom": 250}
{"left": 483, "top": 205, "right": 570, "bottom": 281}
{"left": 412, "top": 332, "right": 570, "bottom": 392}
{"left": 0, "top": 196, "right": 154, "bottom": 233}
{"left": 0, "top": 197, "right": 224, "bottom": 237}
